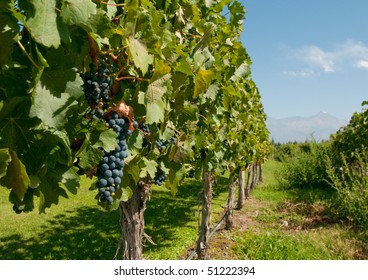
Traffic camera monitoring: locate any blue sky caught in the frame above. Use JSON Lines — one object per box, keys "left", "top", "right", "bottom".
{"left": 240, "top": 0, "right": 368, "bottom": 119}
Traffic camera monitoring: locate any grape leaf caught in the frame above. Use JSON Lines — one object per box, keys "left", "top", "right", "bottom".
{"left": 61, "top": 166, "right": 80, "bottom": 195}
{"left": 146, "top": 101, "right": 165, "bottom": 124}
{"left": 145, "top": 73, "right": 171, "bottom": 124}
{"left": 105, "top": 0, "right": 117, "bottom": 18}
{"left": 194, "top": 69, "right": 214, "bottom": 97}
{"left": 121, "top": 186, "right": 133, "bottom": 202}
{"left": 90, "top": 128, "right": 117, "bottom": 152}
{"left": 146, "top": 73, "right": 171, "bottom": 103}
{"left": 30, "top": 78, "right": 83, "bottom": 130}
{"left": 230, "top": 62, "right": 250, "bottom": 82}
{"left": 0, "top": 148, "right": 11, "bottom": 179}
{"left": 140, "top": 158, "right": 158, "bottom": 179}
{"left": 0, "top": 12, "right": 19, "bottom": 66}
{"left": 124, "top": 156, "right": 141, "bottom": 184}
{"left": 60, "top": 0, "right": 97, "bottom": 27}
{"left": 0, "top": 150, "right": 30, "bottom": 200}
{"left": 38, "top": 165, "right": 70, "bottom": 213}
{"left": 124, "top": 0, "right": 138, "bottom": 36}
{"left": 127, "top": 37, "right": 153, "bottom": 75}
{"left": 26, "top": 0, "right": 61, "bottom": 48}
{"left": 78, "top": 144, "right": 104, "bottom": 170}
{"left": 205, "top": 0, "right": 216, "bottom": 8}
{"left": 0, "top": 97, "right": 39, "bottom": 152}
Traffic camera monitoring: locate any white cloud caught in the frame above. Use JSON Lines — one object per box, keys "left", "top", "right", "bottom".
{"left": 355, "top": 60, "right": 368, "bottom": 69}
{"left": 298, "top": 46, "right": 335, "bottom": 72}
{"left": 283, "top": 69, "right": 320, "bottom": 78}
{"left": 287, "top": 40, "right": 368, "bottom": 76}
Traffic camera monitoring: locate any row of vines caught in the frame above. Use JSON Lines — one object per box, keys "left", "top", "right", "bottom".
{"left": 0, "top": 0, "right": 270, "bottom": 259}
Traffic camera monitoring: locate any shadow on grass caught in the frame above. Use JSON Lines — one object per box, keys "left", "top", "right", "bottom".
{"left": 0, "top": 207, "right": 121, "bottom": 260}
{"left": 144, "top": 177, "right": 229, "bottom": 254}
{"left": 0, "top": 177, "right": 230, "bottom": 260}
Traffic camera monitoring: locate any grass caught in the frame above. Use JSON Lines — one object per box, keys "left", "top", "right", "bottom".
{"left": 0, "top": 174, "right": 230, "bottom": 260}
{"left": 1, "top": 160, "right": 366, "bottom": 260}
{"left": 230, "top": 160, "right": 368, "bottom": 260}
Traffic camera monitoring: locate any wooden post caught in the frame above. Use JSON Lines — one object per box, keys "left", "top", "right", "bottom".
{"left": 196, "top": 169, "right": 213, "bottom": 260}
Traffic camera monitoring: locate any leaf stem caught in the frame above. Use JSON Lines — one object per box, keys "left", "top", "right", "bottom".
{"left": 115, "top": 76, "right": 149, "bottom": 82}
{"left": 95, "top": 0, "right": 126, "bottom": 6}
{"left": 17, "top": 41, "right": 39, "bottom": 69}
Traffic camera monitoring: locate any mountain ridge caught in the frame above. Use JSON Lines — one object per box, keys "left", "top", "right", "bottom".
{"left": 266, "top": 112, "right": 348, "bottom": 143}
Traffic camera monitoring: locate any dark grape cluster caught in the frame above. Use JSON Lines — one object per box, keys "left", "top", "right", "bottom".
{"left": 187, "top": 169, "right": 195, "bottom": 178}
{"left": 96, "top": 112, "right": 131, "bottom": 205}
{"left": 138, "top": 122, "right": 150, "bottom": 134}
{"left": 80, "top": 63, "right": 112, "bottom": 106}
{"left": 155, "top": 137, "right": 177, "bottom": 150}
{"left": 12, "top": 203, "right": 23, "bottom": 214}
{"left": 154, "top": 168, "right": 168, "bottom": 186}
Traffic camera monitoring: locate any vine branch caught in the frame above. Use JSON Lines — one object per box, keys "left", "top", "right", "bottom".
{"left": 17, "top": 41, "right": 39, "bottom": 69}
{"left": 94, "top": 0, "right": 126, "bottom": 6}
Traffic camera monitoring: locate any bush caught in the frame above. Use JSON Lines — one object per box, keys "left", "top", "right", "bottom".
{"left": 276, "top": 141, "right": 331, "bottom": 189}
{"left": 326, "top": 150, "right": 368, "bottom": 228}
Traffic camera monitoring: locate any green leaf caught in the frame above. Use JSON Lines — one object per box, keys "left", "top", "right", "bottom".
{"left": 146, "top": 73, "right": 171, "bottom": 103}
{"left": 78, "top": 144, "right": 104, "bottom": 170}
{"left": 60, "top": 0, "right": 97, "bottom": 26}
{"left": 121, "top": 186, "right": 133, "bottom": 202}
{"left": 194, "top": 69, "right": 214, "bottom": 98}
{"left": 38, "top": 165, "right": 70, "bottom": 213}
{"left": 145, "top": 73, "right": 171, "bottom": 124}
{"left": 175, "top": 58, "right": 193, "bottom": 76}
{"left": 124, "top": 156, "right": 141, "bottom": 184}
{"left": 127, "top": 129, "right": 143, "bottom": 149}
{"left": 0, "top": 148, "right": 11, "bottom": 179}
{"left": 140, "top": 158, "right": 158, "bottom": 179}
{"left": 127, "top": 37, "right": 153, "bottom": 75}
{"left": 0, "top": 150, "right": 30, "bottom": 200}
{"left": 124, "top": 0, "right": 138, "bottom": 36}
{"left": 146, "top": 100, "right": 165, "bottom": 124}
{"left": 0, "top": 97, "right": 39, "bottom": 152}
{"left": 204, "top": 84, "right": 219, "bottom": 101}
{"left": 60, "top": 166, "right": 80, "bottom": 195}
{"left": 26, "top": 0, "right": 61, "bottom": 48}
{"left": 205, "top": 0, "right": 216, "bottom": 8}
{"left": 90, "top": 128, "right": 117, "bottom": 152}
{"left": 230, "top": 62, "right": 250, "bottom": 82}
{"left": 105, "top": 0, "right": 117, "bottom": 18}
{"left": 30, "top": 78, "right": 83, "bottom": 130}
{"left": 0, "top": 12, "right": 19, "bottom": 66}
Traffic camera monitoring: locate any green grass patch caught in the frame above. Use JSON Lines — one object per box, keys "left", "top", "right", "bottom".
{"left": 235, "top": 226, "right": 355, "bottom": 260}
{"left": 232, "top": 159, "right": 367, "bottom": 260}
{"left": 144, "top": 176, "right": 230, "bottom": 259}
{"left": 0, "top": 175, "right": 231, "bottom": 260}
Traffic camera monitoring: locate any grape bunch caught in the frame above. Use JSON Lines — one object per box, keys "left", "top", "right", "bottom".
{"left": 154, "top": 168, "right": 168, "bottom": 186}
{"left": 80, "top": 63, "right": 112, "bottom": 106}
{"left": 155, "top": 136, "right": 177, "bottom": 150}
{"left": 138, "top": 122, "right": 150, "bottom": 134}
{"left": 96, "top": 112, "right": 131, "bottom": 205}
{"left": 187, "top": 169, "right": 195, "bottom": 178}
{"left": 12, "top": 203, "right": 23, "bottom": 214}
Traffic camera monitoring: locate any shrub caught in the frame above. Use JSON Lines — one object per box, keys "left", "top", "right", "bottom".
{"left": 275, "top": 141, "right": 331, "bottom": 189}
{"left": 326, "top": 150, "right": 368, "bottom": 228}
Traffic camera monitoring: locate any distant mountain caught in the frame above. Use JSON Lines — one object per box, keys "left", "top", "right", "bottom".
{"left": 266, "top": 112, "right": 348, "bottom": 143}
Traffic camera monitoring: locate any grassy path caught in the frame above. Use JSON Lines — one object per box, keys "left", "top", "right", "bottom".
{"left": 207, "top": 160, "right": 368, "bottom": 260}
{"left": 1, "top": 160, "right": 366, "bottom": 259}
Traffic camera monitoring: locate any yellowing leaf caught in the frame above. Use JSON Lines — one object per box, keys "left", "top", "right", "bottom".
{"left": 0, "top": 148, "right": 11, "bottom": 179}
{"left": 194, "top": 69, "right": 214, "bottom": 98}
{"left": 0, "top": 150, "right": 30, "bottom": 200}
